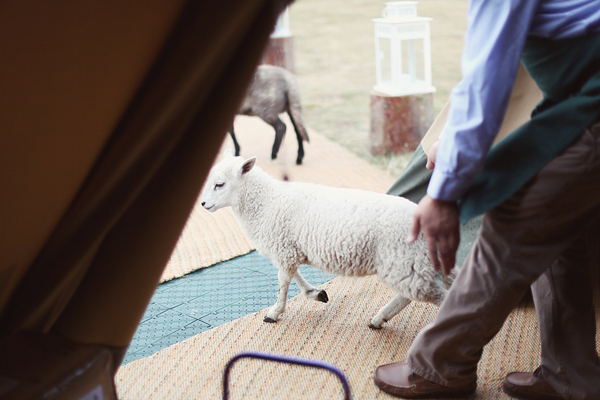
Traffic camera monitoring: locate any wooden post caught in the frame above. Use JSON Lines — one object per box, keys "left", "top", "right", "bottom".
{"left": 370, "top": 91, "right": 434, "bottom": 154}
{"left": 262, "top": 37, "right": 294, "bottom": 72}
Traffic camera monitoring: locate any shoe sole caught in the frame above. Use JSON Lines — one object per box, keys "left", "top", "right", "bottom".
{"left": 374, "top": 375, "right": 476, "bottom": 399}
{"left": 502, "top": 382, "right": 562, "bottom": 400}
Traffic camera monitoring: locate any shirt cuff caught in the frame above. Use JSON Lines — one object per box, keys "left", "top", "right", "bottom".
{"left": 427, "top": 167, "right": 474, "bottom": 202}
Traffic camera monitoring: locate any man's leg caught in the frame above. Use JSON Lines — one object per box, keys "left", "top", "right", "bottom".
{"left": 375, "top": 121, "right": 600, "bottom": 397}
{"left": 521, "top": 231, "right": 600, "bottom": 399}
{"left": 406, "top": 208, "right": 548, "bottom": 387}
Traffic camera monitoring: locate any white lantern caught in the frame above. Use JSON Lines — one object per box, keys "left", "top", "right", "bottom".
{"left": 373, "top": 2, "right": 435, "bottom": 96}
{"left": 271, "top": 7, "right": 291, "bottom": 39}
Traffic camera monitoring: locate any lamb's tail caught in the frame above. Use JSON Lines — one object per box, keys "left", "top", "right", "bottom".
{"left": 285, "top": 78, "right": 309, "bottom": 143}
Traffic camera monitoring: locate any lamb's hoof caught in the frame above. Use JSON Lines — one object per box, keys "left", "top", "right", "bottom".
{"left": 296, "top": 158, "right": 303, "bottom": 165}
{"left": 317, "top": 290, "right": 328, "bottom": 303}
{"left": 368, "top": 323, "right": 383, "bottom": 330}
{"left": 263, "top": 316, "right": 277, "bottom": 323}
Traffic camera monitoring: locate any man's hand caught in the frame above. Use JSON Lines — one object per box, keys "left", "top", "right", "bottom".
{"left": 406, "top": 195, "right": 459, "bottom": 276}
{"left": 425, "top": 140, "right": 439, "bottom": 170}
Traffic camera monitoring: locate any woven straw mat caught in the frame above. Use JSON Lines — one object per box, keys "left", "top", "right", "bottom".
{"left": 117, "top": 274, "right": 600, "bottom": 399}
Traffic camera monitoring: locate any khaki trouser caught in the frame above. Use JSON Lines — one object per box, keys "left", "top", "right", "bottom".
{"left": 407, "top": 121, "right": 600, "bottom": 400}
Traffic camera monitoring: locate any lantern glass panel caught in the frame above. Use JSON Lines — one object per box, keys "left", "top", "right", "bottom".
{"left": 400, "top": 38, "right": 424, "bottom": 83}
{"left": 378, "top": 36, "right": 392, "bottom": 85}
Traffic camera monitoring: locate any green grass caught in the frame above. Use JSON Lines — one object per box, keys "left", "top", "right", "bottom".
{"left": 290, "top": 0, "right": 468, "bottom": 177}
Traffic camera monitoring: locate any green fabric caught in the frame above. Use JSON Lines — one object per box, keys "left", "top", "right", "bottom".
{"left": 458, "top": 32, "right": 600, "bottom": 223}
{"left": 386, "top": 144, "right": 432, "bottom": 203}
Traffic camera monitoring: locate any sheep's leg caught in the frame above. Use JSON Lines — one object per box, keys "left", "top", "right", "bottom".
{"left": 228, "top": 125, "right": 241, "bottom": 156}
{"left": 267, "top": 117, "right": 286, "bottom": 160}
{"left": 293, "top": 271, "right": 328, "bottom": 303}
{"left": 369, "top": 294, "right": 411, "bottom": 330}
{"left": 264, "top": 269, "right": 293, "bottom": 323}
{"left": 287, "top": 113, "right": 305, "bottom": 165}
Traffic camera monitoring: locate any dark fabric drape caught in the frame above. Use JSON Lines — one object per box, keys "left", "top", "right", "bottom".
{"left": 386, "top": 144, "right": 432, "bottom": 204}
{"left": 459, "top": 33, "right": 600, "bottom": 222}
{"left": 0, "top": 0, "right": 289, "bottom": 371}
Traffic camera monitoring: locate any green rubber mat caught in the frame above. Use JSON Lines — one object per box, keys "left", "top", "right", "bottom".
{"left": 122, "top": 251, "right": 335, "bottom": 364}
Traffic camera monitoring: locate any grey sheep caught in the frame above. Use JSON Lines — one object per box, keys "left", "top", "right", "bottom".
{"left": 229, "top": 64, "right": 309, "bottom": 165}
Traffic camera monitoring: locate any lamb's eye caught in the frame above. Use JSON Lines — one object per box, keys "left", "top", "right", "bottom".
{"left": 214, "top": 182, "right": 225, "bottom": 190}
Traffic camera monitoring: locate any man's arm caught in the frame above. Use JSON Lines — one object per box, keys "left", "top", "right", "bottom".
{"left": 429, "top": 0, "right": 541, "bottom": 202}
{"left": 408, "top": 0, "right": 541, "bottom": 271}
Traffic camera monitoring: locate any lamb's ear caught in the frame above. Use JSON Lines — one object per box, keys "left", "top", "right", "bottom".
{"left": 240, "top": 157, "right": 256, "bottom": 176}
{"left": 224, "top": 148, "right": 234, "bottom": 158}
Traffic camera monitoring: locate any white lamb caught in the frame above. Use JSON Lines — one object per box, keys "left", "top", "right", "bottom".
{"left": 200, "top": 150, "right": 455, "bottom": 329}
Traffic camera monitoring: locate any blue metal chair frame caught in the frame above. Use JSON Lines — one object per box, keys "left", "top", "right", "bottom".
{"left": 223, "top": 351, "right": 351, "bottom": 399}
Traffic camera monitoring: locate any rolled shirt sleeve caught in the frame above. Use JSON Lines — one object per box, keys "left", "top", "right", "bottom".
{"left": 427, "top": 0, "right": 541, "bottom": 202}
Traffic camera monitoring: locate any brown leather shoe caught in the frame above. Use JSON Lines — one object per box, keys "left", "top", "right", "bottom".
{"left": 374, "top": 361, "right": 476, "bottom": 398}
{"left": 503, "top": 368, "right": 564, "bottom": 399}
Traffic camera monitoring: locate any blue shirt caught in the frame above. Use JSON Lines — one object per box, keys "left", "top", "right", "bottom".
{"left": 428, "top": 0, "right": 600, "bottom": 202}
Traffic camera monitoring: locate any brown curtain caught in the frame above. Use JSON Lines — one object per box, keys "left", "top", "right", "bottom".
{"left": 0, "top": 0, "right": 289, "bottom": 370}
